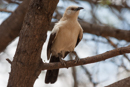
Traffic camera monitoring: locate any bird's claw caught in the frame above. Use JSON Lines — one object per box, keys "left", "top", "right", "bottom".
{"left": 60, "top": 58, "right": 66, "bottom": 66}
{"left": 75, "top": 56, "right": 80, "bottom": 64}
{"left": 71, "top": 51, "right": 80, "bottom": 64}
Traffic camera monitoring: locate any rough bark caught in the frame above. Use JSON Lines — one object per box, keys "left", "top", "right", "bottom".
{"left": 42, "top": 45, "right": 130, "bottom": 70}
{"left": 7, "top": 0, "right": 59, "bottom": 87}
{"left": 106, "top": 77, "right": 130, "bottom": 87}
{"left": 0, "top": 0, "right": 30, "bottom": 53}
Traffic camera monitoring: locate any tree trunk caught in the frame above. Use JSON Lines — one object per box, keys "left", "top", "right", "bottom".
{"left": 7, "top": 0, "right": 59, "bottom": 87}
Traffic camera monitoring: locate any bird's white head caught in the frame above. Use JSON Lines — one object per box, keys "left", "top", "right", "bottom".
{"left": 63, "top": 6, "right": 84, "bottom": 19}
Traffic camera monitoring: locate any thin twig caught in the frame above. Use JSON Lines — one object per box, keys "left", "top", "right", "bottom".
{"left": 0, "top": 8, "right": 13, "bottom": 13}
{"left": 69, "top": 54, "right": 78, "bottom": 87}
{"left": 81, "top": 65, "right": 98, "bottom": 87}
{"left": 106, "top": 37, "right": 130, "bottom": 62}
{"left": 6, "top": 58, "right": 12, "bottom": 64}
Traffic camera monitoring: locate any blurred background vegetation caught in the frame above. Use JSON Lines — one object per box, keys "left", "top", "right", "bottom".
{"left": 0, "top": 0, "right": 130, "bottom": 87}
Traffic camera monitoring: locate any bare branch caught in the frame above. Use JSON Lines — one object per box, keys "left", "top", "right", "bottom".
{"left": 106, "top": 37, "right": 130, "bottom": 62}
{"left": 5, "top": 0, "right": 20, "bottom": 4}
{"left": 81, "top": 21, "right": 130, "bottom": 42}
{"left": 69, "top": 54, "right": 78, "bottom": 87}
{"left": 6, "top": 58, "right": 12, "bottom": 64}
{"left": 42, "top": 46, "right": 130, "bottom": 70}
{"left": 81, "top": 65, "right": 98, "bottom": 87}
{"left": 0, "top": 8, "right": 13, "bottom": 13}
{"left": 106, "top": 77, "right": 130, "bottom": 87}
{"left": 0, "top": 0, "right": 31, "bottom": 53}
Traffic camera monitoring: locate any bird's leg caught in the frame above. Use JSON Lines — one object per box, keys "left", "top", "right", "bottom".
{"left": 71, "top": 51, "right": 80, "bottom": 64}
{"left": 58, "top": 53, "right": 66, "bottom": 66}
{"left": 59, "top": 58, "right": 66, "bottom": 66}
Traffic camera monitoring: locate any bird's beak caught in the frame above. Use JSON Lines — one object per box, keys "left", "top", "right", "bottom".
{"left": 76, "top": 7, "right": 84, "bottom": 11}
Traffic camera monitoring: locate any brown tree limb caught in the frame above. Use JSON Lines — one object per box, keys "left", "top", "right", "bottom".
{"left": 6, "top": 58, "right": 12, "bottom": 64}
{"left": 0, "top": 8, "right": 13, "bottom": 13}
{"left": 105, "top": 77, "right": 130, "bottom": 87}
{"left": 0, "top": 0, "right": 31, "bottom": 53}
{"left": 42, "top": 45, "right": 130, "bottom": 70}
{"left": 78, "top": 21, "right": 130, "bottom": 42}
{"left": 5, "top": 0, "right": 20, "bottom": 4}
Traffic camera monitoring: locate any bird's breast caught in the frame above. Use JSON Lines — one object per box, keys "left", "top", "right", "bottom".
{"left": 51, "top": 24, "right": 79, "bottom": 56}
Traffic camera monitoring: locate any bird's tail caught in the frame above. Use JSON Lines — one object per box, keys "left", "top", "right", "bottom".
{"left": 45, "top": 56, "right": 60, "bottom": 84}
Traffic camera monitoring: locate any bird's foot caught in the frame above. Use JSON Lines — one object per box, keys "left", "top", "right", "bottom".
{"left": 71, "top": 51, "right": 80, "bottom": 64}
{"left": 74, "top": 56, "right": 80, "bottom": 64}
{"left": 60, "top": 58, "right": 66, "bottom": 66}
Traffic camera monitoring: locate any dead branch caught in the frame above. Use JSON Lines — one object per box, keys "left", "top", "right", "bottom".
{"left": 69, "top": 54, "right": 78, "bottom": 87}
{"left": 105, "top": 77, "right": 130, "bottom": 87}
{"left": 6, "top": 58, "right": 12, "bottom": 64}
{"left": 42, "top": 45, "right": 130, "bottom": 70}
{"left": 0, "top": 8, "right": 13, "bottom": 13}
{"left": 0, "top": 0, "right": 31, "bottom": 53}
{"left": 5, "top": 0, "right": 20, "bottom": 4}
{"left": 80, "top": 21, "right": 130, "bottom": 42}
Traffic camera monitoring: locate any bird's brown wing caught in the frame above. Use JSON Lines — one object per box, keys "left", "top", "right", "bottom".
{"left": 47, "top": 27, "right": 60, "bottom": 60}
{"left": 75, "top": 37, "right": 81, "bottom": 47}
{"left": 75, "top": 29, "right": 83, "bottom": 47}
{"left": 47, "top": 32, "right": 56, "bottom": 60}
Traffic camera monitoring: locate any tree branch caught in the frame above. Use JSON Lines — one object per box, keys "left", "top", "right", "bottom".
{"left": 42, "top": 46, "right": 130, "bottom": 70}
{"left": 81, "top": 65, "right": 98, "bottom": 86}
{"left": 0, "top": 8, "right": 13, "bottom": 13}
{"left": 80, "top": 21, "right": 130, "bottom": 42}
{"left": 5, "top": 0, "right": 20, "bottom": 4}
{"left": 106, "top": 37, "right": 130, "bottom": 62}
{"left": 6, "top": 58, "right": 12, "bottom": 64}
{"left": 69, "top": 54, "right": 78, "bottom": 87}
{"left": 0, "top": 0, "right": 31, "bottom": 53}
{"left": 106, "top": 77, "right": 130, "bottom": 87}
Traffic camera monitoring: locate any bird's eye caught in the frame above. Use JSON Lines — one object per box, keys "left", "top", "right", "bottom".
{"left": 71, "top": 8, "right": 75, "bottom": 10}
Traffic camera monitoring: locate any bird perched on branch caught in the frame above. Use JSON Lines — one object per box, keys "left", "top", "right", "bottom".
{"left": 45, "top": 6, "right": 83, "bottom": 84}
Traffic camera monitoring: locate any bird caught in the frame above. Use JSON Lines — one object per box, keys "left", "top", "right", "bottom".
{"left": 45, "top": 6, "right": 83, "bottom": 84}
